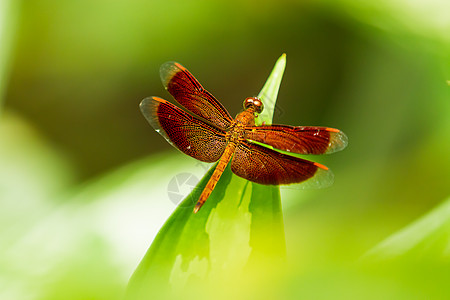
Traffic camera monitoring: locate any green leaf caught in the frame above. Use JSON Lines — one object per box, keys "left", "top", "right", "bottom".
{"left": 127, "top": 55, "right": 287, "bottom": 298}
{"left": 256, "top": 53, "right": 286, "bottom": 126}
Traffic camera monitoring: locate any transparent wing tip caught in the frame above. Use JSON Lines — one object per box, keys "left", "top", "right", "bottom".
{"left": 160, "top": 61, "right": 184, "bottom": 88}
{"left": 327, "top": 129, "right": 349, "bottom": 154}
{"left": 283, "top": 166, "right": 335, "bottom": 190}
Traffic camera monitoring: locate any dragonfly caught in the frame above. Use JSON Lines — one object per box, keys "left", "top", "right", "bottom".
{"left": 140, "top": 62, "right": 348, "bottom": 213}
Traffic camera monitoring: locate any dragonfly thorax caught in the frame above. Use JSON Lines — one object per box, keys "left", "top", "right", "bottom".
{"left": 226, "top": 122, "right": 246, "bottom": 143}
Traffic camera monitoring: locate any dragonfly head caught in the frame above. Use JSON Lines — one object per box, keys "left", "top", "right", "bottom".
{"left": 243, "top": 97, "right": 264, "bottom": 114}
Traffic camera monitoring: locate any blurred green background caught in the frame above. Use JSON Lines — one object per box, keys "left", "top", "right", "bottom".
{"left": 1, "top": 0, "right": 449, "bottom": 299}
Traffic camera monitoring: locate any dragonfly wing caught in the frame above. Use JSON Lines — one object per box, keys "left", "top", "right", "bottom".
{"left": 231, "top": 141, "right": 334, "bottom": 188}
{"left": 160, "top": 62, "right": 234, "bottom": 130}
{"left": 140, "top": 97, "right": 227, "bottom": 162}
{"left": 244, "top": 125, "right": 348, "bottom": 155}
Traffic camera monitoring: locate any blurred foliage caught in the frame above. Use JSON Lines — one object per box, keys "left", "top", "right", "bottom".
{"left": 0, "top": 0, "right": 18, "bottom": 108}
{"left": 1, "top": 0, "right": 449, "bottom": 299}
{"left": 364, "top": 196, "right": 450, "bottom": 262}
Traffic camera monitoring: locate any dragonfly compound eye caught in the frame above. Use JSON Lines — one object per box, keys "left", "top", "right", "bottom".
{"left": 243, "top": 97, "right": 264, "bottom": 113}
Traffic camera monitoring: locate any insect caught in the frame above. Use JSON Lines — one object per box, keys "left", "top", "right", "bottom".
{"left": 140, "top": 62, "right": 348, "bottom": 213}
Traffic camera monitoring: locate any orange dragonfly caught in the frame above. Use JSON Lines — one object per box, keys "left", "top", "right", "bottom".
{"left": 140, "top": 62, "right": 348, "bottom": 213}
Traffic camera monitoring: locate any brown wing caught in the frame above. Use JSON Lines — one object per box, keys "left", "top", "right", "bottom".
{"left": 160, "top": 62, "right": 233, "bottom": 130}
{"left": 243, "top": 125, "right": 348, "bottom": 155}
{"left": 140, "top": 97, "right": 227, "bottom": 162}
{"left": 231, "top": 141, "right": 334, "bottom": 188}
